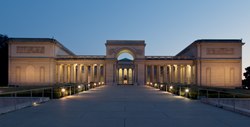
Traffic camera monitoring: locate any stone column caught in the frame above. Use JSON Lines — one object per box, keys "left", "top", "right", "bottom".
{"left": 56, "top": 64, "right": 60, "bottom": 83}
{"left": 170, "top": 65, "right": 175, "bottom": 83}
{"left": 168, "top": 66, "right": 171, "bottom": 83}
{"left": 64, "top": 65, "right": 67, "bottom": 83}
{"left": 163, "top": 65, "right": 167, "bottom": 83}
{"left": 180, "top": 65, "right": 183, "bottom": 83}
{"left": 84, "top": 65, "right": 88, "bottom": 83}
{"left": 183, "top": 65, "right": 187, "bottom": 84}
{"left": 134, "top": 65, "right": 137, "bottom": 83}
{"left": 81, "top": 65, "right": 84, "bottom": 83}
{"left": 132, "top": 69, "right": 134, "bottom": 84}
{"left": 122, "top": 68, "right": 124, "bottom": 84}
{"left": 177, "top": 65, "right": 181, "bottom": 83}
{"left": 145, "top": 65, "right": 148, "bottom": 83}
{"left": 128, "top": 68, "right": 131, "bottom": 84}
{"left": 168, "top": 65, "right": 171, "bottom": 83}
{"left": 77, "top": 64, "right": 81, "bottom": 83}
{"left": 88, "top": 65, "right": 91, "bottom": 83}
{"left": 70, "top": 64, "right": 74, "bottom": 83}
{"left": 151, "top": 65, "right": 154, "bottom": 83}
{"left": 97, "top": 64, "right": 101, "bottom": 83}
{"left": 117, "top": 68, "right": 119, "bottom": 84}
{"left": 90, "top": 65, "right": 95, "bottom": 82}
{"left": 157, "top": 65, "right": 161, "bottom": 83}
{"left": 190, "top": 65, "right": 194, "bottom": 84}
{"left": 103, "top": 65, "right": 106, "bottom": 83}
{"left": 114, "top": 64, "right": 117, "bottom": 85}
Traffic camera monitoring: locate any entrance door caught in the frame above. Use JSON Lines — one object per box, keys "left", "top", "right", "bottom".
{"left": 117, "top": 67, "right": 133, "bottom": 85}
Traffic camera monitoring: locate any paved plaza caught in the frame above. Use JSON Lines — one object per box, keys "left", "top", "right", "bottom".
{"left": 0, "top": 85, "right": 249, "bottom": 127}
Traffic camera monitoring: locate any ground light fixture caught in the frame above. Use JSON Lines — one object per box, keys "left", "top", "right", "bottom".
{"left": 78, "top": 85, "right": 81, "bottom": 89}
{"left": 94, "top": 83, "right": 97, "bottom": 86}
{"left": 169, "top": 86, "right": 173, "bottom": 90}
{"left": 160, "top": 84, "right": 163, "bottom": 88}
{"left": 61, "top": 88, "right": 66, "bottom": 93}
{"left": 154, "top": 83, "right": 157, "bottom": 87}
{"left": 32, "top": 102, "right": 38, "bottom": 106}
{"left": 88, "top": 84, "right": 90, "bottom": 87}
{"left": 185, "top": 88, "right": 189, "bottom": 93}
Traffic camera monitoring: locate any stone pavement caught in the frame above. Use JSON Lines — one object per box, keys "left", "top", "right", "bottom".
{"left": 0, "top": 85, "right": 249, "bottom": 127}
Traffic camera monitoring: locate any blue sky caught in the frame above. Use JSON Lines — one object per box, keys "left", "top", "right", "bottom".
{"left": 1, "top": 0, "right": 250, "bottom": 75}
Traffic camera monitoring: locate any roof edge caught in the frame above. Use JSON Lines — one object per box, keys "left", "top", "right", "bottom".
{"left": 176, "top": 39, "right": 243, "bottom": 56}
{"left": 9, "top": 37, "right": 75, "bottom": 56}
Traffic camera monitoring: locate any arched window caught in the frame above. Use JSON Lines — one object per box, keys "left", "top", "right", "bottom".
{"left": 117, "top": 52, "right": 134, "bottom": 60}
{"left": 26, "top": 65, "right": 35, "bottom": 83}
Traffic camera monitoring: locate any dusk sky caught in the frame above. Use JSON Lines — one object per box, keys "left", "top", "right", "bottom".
{"left": 1, "top": 0, "right": 250, "bottom": 76}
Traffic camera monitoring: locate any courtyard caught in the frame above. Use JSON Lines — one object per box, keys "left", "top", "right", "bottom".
{"left": 0, "top": 85, "right": 249, "bottom": 127}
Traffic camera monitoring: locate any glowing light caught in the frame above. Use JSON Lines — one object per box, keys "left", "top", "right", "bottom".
{"left": 154, "top": 83, "right": 157, "bottom": 87}
{"left": 32, "top": 102, "right": 38, "bottom": 106}
{"left": 185, "top": 88, "right": 189, "bottom": 93}
{"left": 99, "top": 82, "right": 101, "bottom": 85}
{"left": 94, "top": 83, "right": 96, "bottom": 86}
{"left": 78, "top": 85, "right": 81, "bottom": 89}
{"left": 246, "top": 86, "right": 248, "bottom": 89}
{"left": 150, "top": 82, "right": 153, "bottom": 85}
{"left": 160, "top": 85, "right": 163, "bottom": 88}
{"left": 61, "top": 88, "right": 66, "bottom": 92}
{"left": 169, "top": 86, "right": 173, "bottom": 90}
{"left": 88, "top": 84, "right": 90, "bottom": 87}
{"left": 102, "top": 82, "right": 104, "bottom": 84}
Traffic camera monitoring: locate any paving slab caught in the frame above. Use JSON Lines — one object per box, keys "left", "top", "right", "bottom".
{"left": 0, "top": 85, "right": 249, "bottom": 127}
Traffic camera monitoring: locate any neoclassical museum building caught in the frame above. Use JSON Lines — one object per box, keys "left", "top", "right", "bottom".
{"left": 8, "top": 38, "right": 244, "bottom": 88}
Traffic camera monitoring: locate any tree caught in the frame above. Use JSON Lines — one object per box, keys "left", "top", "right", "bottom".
{"left": 242, "top": 66, "right": 250, "bottom": 89}
{"left": 0, "top": 34, "right": 9, "bottom": 86}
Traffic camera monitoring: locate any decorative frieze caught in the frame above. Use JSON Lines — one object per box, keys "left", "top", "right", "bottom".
{"left": 16, "top": 46, "right": 45, "bottom": 54}
{"left": 207, "top": 48, "right": 234, "bottom": 55}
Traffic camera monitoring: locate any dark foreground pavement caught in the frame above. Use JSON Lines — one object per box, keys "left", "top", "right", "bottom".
{"left": 0, "top": 85, "right": 249, "bottom": 127}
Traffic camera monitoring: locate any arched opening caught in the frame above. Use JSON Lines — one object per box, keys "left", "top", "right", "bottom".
{"left": 116, "top": 50, "right": 135, "bottom": 85}
{"left": 117, "top": 52, "right": 134, "bottom": 60}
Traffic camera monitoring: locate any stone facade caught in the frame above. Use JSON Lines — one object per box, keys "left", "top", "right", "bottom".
{"left": 8, "top": 38, "right": 244, "bottom": 88}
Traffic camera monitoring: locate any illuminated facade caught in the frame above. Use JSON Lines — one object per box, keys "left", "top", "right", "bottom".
{"left": 8, "top": 38, "right": 244, "bottom": 88}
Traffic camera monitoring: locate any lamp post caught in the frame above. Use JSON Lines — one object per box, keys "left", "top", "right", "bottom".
{"left": 61, "top": 88, "right": 66, "bottom": 97}
{"left": 185, "top": 88, "right": 189, "bottom": 97}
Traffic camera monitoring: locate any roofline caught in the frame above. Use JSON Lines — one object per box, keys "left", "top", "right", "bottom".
{"left": 105, "top": 40, "right": 146, "bottom": 46}
{"left": 8, "top": 38, "right": 75, "bottom": 56}
{"left": 176, "top": 39, "right": 244, "bottom": 56}
{"left": 107, "top": 40, "right": 145, "bottom": 41}
{"left": 193, "top": 39, "right": 243, "bottom": 43}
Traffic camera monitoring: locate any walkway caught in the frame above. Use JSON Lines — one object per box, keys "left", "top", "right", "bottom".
{"left": 0, "top": 85, "right": 249, "bottom": 127}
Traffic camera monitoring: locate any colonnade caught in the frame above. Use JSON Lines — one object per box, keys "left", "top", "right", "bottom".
{"left": 146, "top": 64, "right": 195, "bottom": 84}
{"left": 56, "top": 64, "right": 105, "bottom": 84}
{"left": 116, "top": 68, "right": 134, "bottom": 84}
{"left": 56, "top": 63, "right": 195, "bottom": 85}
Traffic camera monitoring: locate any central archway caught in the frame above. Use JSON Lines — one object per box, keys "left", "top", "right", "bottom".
{"left": 116, "top": 50, "right": 135, "bottom": 85}
{"left": 105, "top": 40, "right": 146, "bottom": 85}
{"left": 115, "top": 48, "right": 136, "bottom": 60}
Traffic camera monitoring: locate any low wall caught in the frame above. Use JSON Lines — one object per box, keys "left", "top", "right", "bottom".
{"left": 0, "top": 97, "right": 49, "bottom": 114}
{"left": 201, "top": 98, "right": 250, "bottom": 116}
